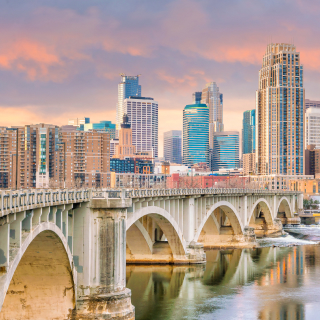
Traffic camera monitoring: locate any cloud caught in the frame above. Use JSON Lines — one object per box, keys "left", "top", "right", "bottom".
{"left": 1, "top": 0, "right": 320, "bottom": 156}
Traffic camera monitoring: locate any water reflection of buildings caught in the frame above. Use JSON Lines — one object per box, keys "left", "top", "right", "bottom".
{"left": 127, "top": 246, "right": 318, "bottom": 320}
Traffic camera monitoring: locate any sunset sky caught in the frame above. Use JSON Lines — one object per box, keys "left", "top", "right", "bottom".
{"left": 1, "top": 0, "right": 320, "bottom": 156}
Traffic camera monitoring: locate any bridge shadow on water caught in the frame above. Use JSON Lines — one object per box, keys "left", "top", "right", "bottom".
{"left": 127, "top": 245, "right": 320, "bottom": 320}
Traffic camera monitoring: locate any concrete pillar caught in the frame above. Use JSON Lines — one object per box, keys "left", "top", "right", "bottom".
{"left": 183, "top": 198, "right": 195, "bottom": 243}
{"left": 73, "top": 197, "right": 134, "bottom": 319}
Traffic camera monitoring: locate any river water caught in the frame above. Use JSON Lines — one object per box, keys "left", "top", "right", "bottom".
{"left": 127, "top": 229, "right": 320, "bottom": 320}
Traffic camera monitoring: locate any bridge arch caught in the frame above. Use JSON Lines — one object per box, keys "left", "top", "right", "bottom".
{"left": 0, "top": 223, "right": 76, "bottom": 320}
{"left": 248, "top": 198, "right": 274, "bottom": 226}
{"left": 195, "top": 201, "right": 244, "bottom": 242}
{"left": 127, "top": 206, "right": 186, "bottom": 259}
{"left": 277, "top": 196, "right": 293, "bottom": 218}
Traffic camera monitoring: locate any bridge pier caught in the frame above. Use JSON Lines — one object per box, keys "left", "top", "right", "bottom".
{"left": 72, "top": 197, "right": 134, "bottom": 319}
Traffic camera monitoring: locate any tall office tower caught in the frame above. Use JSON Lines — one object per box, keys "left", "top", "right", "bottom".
{"left": 242, "top": 109, "right": 256, "bottom": 155}
{"left": 201, "top": 82, "right": 223, "bottom": 132}
{"left": 306, "top": 108, "right": 320, "bottom": 149}
{"left": 124, "top": 96, "right": 158, "bottom": 158}
{"left": 116, "top": 74, "right": 141, "bottom": 131}
{"left": 115, "top": 114, "right": 136, "bottom": 159}
{"left": 183, "top": 104, "right": 209, "bottom": 166}
{"left": 192, "top": 92, "right": 202, "bottom": 104}
{"left": 0, "top": 124, "right": 60, "bottom": 189}
{"left": 256, "top": 43, "right": 305, "bottom": 175}
{"left": 68, "top": 117, "right": 90, "bottom": 127}
{"left": 305, "top": 99, "right": 320, "bottom": 110}
{"left": 212, "top": 131, "right": 239, "bottom": 171}
{"left": 163, "top": 130, "right": 182, "bottom": 164}
{"left": 59, "top": 127, "right": 111, "bottom": 188}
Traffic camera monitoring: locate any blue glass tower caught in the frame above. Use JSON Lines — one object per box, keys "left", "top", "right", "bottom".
{"left": 80, "top": 121, "right": 116, "bottom": 139}
{"left": 242, "top": 109, "right": 256, "bottom": 155}
{"left": 116, "top": 74, "right": 141, "bottom": 130}
{"left": 183, "top": 104, "right": 209, "bottom": 166}
{"left": 212, "top": 131, "right": 239, "bottom": 171}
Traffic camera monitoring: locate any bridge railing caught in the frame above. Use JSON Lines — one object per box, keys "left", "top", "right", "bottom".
{"left": 0, "top": 189, "right": 91, "bottom": 217}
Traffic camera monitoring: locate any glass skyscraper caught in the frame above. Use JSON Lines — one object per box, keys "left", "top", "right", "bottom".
{"left": 212, "top": 131, "right": 239, "bottom": 171}
{"left": 116, "top": 74, "right": 141, "bottom": 130}
{"left": 163, "top": 130, "right": 182, "bottom": 164}
{"left": 256, "top": 43, "right": 304, "bottom": 175}
{"left": 242, "top": 109, "right": 256, "bottom": 155}
{"left": 183, "top": 104, "right": 209, "bottom": 166}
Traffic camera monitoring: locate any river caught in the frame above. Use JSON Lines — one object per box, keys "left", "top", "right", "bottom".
{"left": 127, "top": 229, "right": 320, "bottom": 320}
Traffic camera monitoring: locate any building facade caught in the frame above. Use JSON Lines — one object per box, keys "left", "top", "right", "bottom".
{"left": 243, "top": 153, "right": 256, "bottom": 175}
{"left": 212, "top": 131, "right": 240, "bottom": 171}
{"left": 242, "top": 109, "right": 256, "bottom": 155}
{"left": 124, "top": 96, "right": 158, "bottom": 158}
{"left": 192, "top": 92, "right": 202, "bottom": 104}
{"left": 0, "top": 124, "right": 60, "bottom": 189}
{"left": 256, "top": 43, "right": 305, "bottom": 175}
{"left": 68, "top": 117, "right": 90, "bottom": 127}
{"left": 163, "top": 130, "right": 182, "bottom": 164}
{"left": 115, "top": 114, "right": 136, "bottom": 159}
{"left": 305, "top": 144, "right": 320, "bottom": 176}
{"left": 305, "top": 99, "right": 320, "bottom": 110}
{"left": 59, "top": 127, "right": 111, "bottom": 188}
{"left": 183, "top": 104, "right": 209, "bottom": 166}
{"left": 81, "top": 121, "right": 116, "bottom": 139}
{"left": 306, "top": 107, "right": 320, "bottom": 149}
{"left": 201, "top": 82, "right": 223, "bottom": 132}
{"left": 116, "top": 74, "right": 141, "bottom": 131}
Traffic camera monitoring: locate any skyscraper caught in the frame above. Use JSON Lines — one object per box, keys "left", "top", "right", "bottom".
{"left": 192, "top": 92, "right": 202, "bottom": 104}
{"left": 212, "top": 131, "right": 239, "bottom": 171}
{"left": 256, "top": 43, "right": 304, "bottom": 175}
{"left": 306, "top": 107, "right": 320, "bottom": 149}
{"left": 183, "top": 104, "right": 209, "bottom": 166}
{"left": 242, "top": 109, "right": 256, "bottom": 154}
{"left": 124, "top": 96, "right": 158, "bottom": 158}
{"left": 201, "top": 82, "right": 223, "bottom": 132}
{"left": 163, "top": 130, "right": 182, "bottom": 164}
{"left": 116, "top": 74, "right": 141, "bottom": 130}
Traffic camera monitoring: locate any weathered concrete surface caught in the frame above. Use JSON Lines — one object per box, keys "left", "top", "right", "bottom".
{"left": 0, "top": 230, "right": 75, "bottom": 320}
{"left": 73, "top": 206, "right": 134, "bottom": 319}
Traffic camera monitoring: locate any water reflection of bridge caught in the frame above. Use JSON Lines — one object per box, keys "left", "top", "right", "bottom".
{"left": 127, "top": 246, "right": 309, "bottom": 320}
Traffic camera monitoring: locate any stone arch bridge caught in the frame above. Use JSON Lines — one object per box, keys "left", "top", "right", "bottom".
{"left": 0, "top": 188, "right": 302, "bottom": 319}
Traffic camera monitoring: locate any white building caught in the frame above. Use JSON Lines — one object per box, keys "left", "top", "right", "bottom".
{"left": 124, "top": 96, "right": 158, "bottom": 158}
{"left": 306, "top": 107, "right": 320, "bottom": 149}
{"left": 110, "top": 139, "right": 119, "bottom": 158}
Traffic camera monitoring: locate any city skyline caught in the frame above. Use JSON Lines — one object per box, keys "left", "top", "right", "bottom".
{"left": 1, "top": 1, "right": 320, "bottom": 157}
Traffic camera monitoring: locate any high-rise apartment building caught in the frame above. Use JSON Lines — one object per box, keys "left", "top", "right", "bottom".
{"left": 243, "top": 153, "right": 256, "bottom": 175}
{"left": 116, "top": 74, "right": 141, "bottom": 131}
{"left": 0, "top": 124, "right": 60, "bottom": 189}
{"left": 201, "top": 82, "right": 223, "bottom": 132}
{"left": 183, "top": 104, "right": 209, "bottom": 166}
{"left": 256, "top": 43, "right": 304, "bottom": 175}
{"left": 163, "top": 130, "right": 182, "bottom": 164}
{"left": 242, "top": 109, "right": 256, "bottom": 155}
{"left": 124, "top": 96, "right": 158, "bottom": 158}
{"left": 59, "top": 127, "right": 111, "bottom": 188}
{"left": 306, "top": 107, "right": 320, "bottom": 149}
{"left": 192, "top": 92, "right": 202, "bottom": 104}
{"left": 305, "top": 99, "right": 320, "bottom": 110}
{"left": 212, "top": 131, "right": 239, "bottom": 171}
